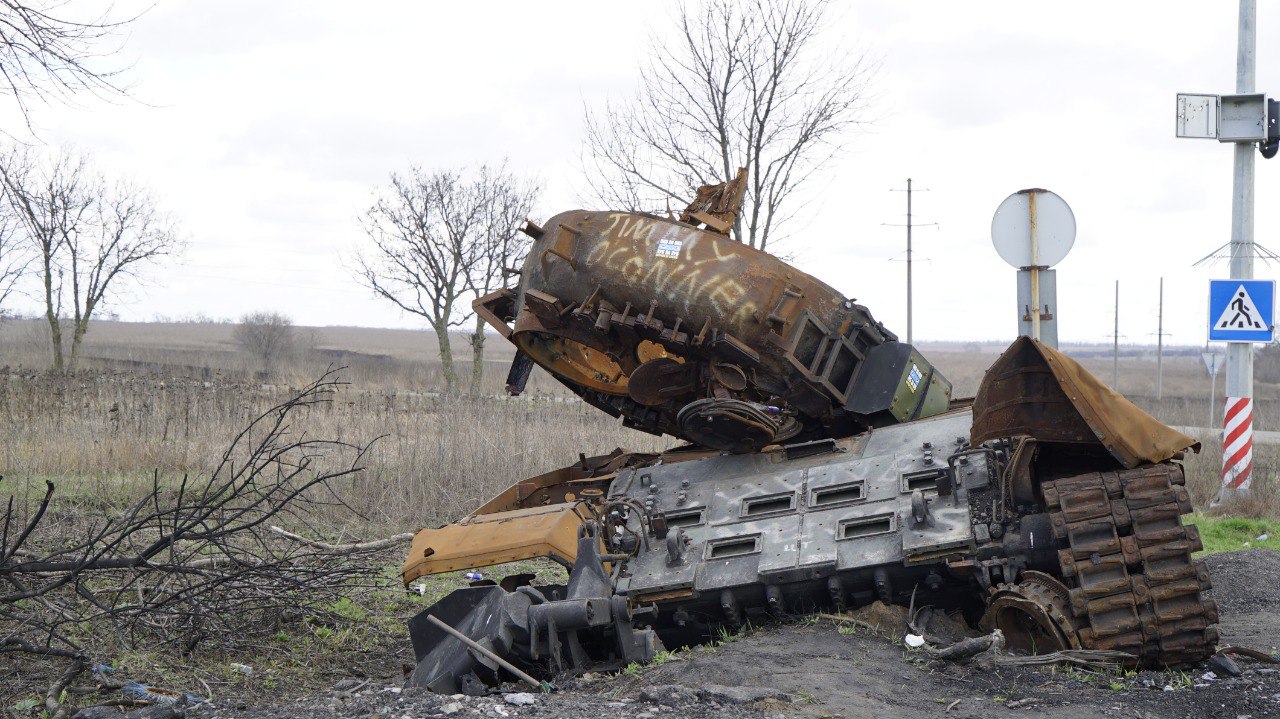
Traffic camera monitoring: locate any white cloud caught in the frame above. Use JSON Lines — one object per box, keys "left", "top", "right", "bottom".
{"left": 13, "top": 0, "right": 1278, "bottom": 348}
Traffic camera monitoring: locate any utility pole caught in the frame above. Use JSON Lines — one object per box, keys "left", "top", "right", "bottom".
{"left": 907, "top": 178, "right": 913, "bottom": 344}
{"left": 1178, "top": 0, "right": 1276, "bottom": 501}
{"left": 887, "top": 180, "right": 935, "bottom": 345}
{"left": 1113, "top": 280, "right": 1120, "bottom": 390}
{"left": 1223, "top": 0, "right": 1257, "bottom": 498}
{"left": 1157, "top": 277, "right": 1165, "bottom": 401}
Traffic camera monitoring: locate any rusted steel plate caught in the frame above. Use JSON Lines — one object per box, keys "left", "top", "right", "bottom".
{"left": 400, "top": 504, "right": 586, "bottom": 584}
{"left": 475, "top": 208, "right": 913, "bottom": 450}
{"left": 970, "top": 337, "right": 1198, "bottom": 469}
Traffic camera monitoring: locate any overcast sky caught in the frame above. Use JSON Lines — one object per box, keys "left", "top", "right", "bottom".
{"left": 13, "top": 1, "right": 1280, "bottom": 346}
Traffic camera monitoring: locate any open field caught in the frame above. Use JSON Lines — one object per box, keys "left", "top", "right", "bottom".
{"left": 4, "top": 318, "right": 1278, "bottom": 521}
{"left": 2, "top": 319, "right": 1278, "bottom": 716}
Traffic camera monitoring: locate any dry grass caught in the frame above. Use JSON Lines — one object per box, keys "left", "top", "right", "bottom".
{"left": 2, "top": 320, "right": 1276, "bottom": 709}
{"left": 2, "top": 319, "right": 1276, "bottom": 531}
{"left": 0, "top": 373, "right": 668, "bottom": 531}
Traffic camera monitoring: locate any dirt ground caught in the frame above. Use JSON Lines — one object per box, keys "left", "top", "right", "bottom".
{"left": 174, "top": 549, "right": 1280, "bottom": 719}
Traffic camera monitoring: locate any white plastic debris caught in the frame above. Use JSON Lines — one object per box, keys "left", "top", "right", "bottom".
{"left": 1201, "top": 671, "right": 1218, "bottom": 681}
{"left": 904, "top": 634, "right": 926, "bottom": 648}
{"left": 503, "top": 693, "right": 537, "bottom": 706}
{"left": 229, "top": 663, "right": 254, "bottom": 676}
{"left": 1258, "top": 533, "right": 1270, "bottom": 541}
{"left": 1243, "top": 542, "right": 1252, "bottom": 548}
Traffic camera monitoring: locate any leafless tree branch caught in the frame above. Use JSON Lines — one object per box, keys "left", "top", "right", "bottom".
{"left": 581, "top": 0, "right": 876, "bottom": 252}
{"left": 0, "top": 143, "right": 183, "bottom": 372}
{"left": 234, "top": 310, "right": 296, "bottom": 375}
{"left": 353, "top": 163, "right": 539, "bottom": 394}
{"left": 0, "top": 371, "right": 385, "bottom": 716}
{"left": 0, "top": 1, "right": 142, "bottom": 133}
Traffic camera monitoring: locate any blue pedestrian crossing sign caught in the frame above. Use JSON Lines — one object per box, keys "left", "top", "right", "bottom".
{"left": 1208, "top": 279, "right": 1276, "bottom": 342}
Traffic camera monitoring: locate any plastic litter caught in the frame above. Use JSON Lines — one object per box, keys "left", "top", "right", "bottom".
{"left": 122, "top": 681, "right": 205, "bottom": 705}
{"left": 904, "top": 634, "right": 926, "bottom": 648}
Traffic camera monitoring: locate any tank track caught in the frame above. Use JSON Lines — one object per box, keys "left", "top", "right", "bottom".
{"left": 1041, "top": 463, "right": 1219, "bottom": 666}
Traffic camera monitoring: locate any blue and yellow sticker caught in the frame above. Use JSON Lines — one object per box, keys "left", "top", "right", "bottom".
{"left": 656, "top": 238, "right": 683, "bottom": 258}
{"left": 906, "top": 364, "right": 922, "bottom": 393}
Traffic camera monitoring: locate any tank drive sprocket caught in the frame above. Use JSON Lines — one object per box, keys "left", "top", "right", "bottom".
{"left": 982, "top": 571, "right": 1082, "bottom": 655}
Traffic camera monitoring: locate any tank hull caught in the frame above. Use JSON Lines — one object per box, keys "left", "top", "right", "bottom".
{"left": 402, "top": 338, "right": 1218, "bottom": 691}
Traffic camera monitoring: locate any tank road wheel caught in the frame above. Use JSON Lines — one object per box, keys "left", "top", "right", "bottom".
{"left": 981, "top": 571, "right": 1081, "bottom": 656}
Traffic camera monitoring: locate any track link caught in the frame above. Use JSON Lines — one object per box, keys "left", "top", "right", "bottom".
{"left": 1041, "top": 463, "right": 1219, "bottom": 666}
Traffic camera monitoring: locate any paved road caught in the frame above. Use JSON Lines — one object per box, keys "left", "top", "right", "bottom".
{"left": 1171, "top": 425, "right": 1280, "bottom": 445}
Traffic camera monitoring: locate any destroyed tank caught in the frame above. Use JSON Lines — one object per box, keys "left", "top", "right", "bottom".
{"left": 401, "top": 173, "right": 1219, "bottom": 693}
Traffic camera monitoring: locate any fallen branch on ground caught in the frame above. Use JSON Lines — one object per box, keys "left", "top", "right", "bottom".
{"left": 815, "top": 613, "right": 884, "bottom": 634}
{"left": 1217, "top": 645, "right": 1280, "bottom": 664}
{"left": 269, "top": 525, "right": 413, "bottom": 552}
{"left": 923, "top": 630, "right": 1005, "bottom": 661}
{"left": 990, "top": 648, "right": 1135, "bottom": 670}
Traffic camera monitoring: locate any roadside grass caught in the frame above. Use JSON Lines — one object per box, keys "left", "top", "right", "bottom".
{"left": 3, "top": 321, "right": 1278, "bottom": 711}
{"left": 1188, "top": 513, "right": 1280, "bottom": 555}
{"left": 0, "top": 558, "right": 573, "bottom": 712}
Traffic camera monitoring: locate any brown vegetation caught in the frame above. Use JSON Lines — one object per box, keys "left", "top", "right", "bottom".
{"left": 1, "top": 319, "right": 1277, "bottom": 710}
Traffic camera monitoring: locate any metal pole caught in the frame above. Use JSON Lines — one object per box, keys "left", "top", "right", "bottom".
{"left": 906, "top": 178, "right": 913, "bottom": 345}
{"left": 425, "top": 614, "right": 545, "bottom": 690}
{"left": 1156, "top": 277, "right": 1164, "bottom": 401}
{"left": 1029, "top": 192, "right": 1041, "bottom": 341}
{"left": 1221, "top": 0, "right": 1256, "bottom": 499}
{"left": 1210, "top": 361, "right": 1217, "bottom": 428}
{"left": 1113, "top": 280, "right": 1120, "bottom": 390}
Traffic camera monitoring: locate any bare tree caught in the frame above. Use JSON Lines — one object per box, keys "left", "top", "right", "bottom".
{"left": 0, "top": 373, "right": 380, "bottom": 718}
{"left": 0, "top": 145, "right": 181, "bottom": 372}
{"left": 234, "top": 310, "right": 296, "bottom": 375}
{"left": 582, "top": 0, "right": 876, "bottom": 252}
{"left": 355, "top": 165, "right": 499, "bottom": 395}
{"left": 0, "top": 199, "right": 28, "bottom": 313}
{"left": 0, "top": 1, "right": 139, "bottom": 130}
{"left": 464, "top": 163, "right": 539, "bottom": 395}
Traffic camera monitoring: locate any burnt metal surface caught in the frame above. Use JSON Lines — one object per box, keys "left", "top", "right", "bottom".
{"left": 971, "top": 337, "right": 1199, "bottom": 468}
{"left": 678, "top": 167, "right": 749, "bottom": 234}
{"left": 475, "top": 205, "right": 952, "bottom": 451}
{"left": 611, "top": 409, "right": 982, "bottom": 606}
{"left": 406, "top": 524, "right": 661, "bottom": 694}
{"left": 405, "top": 180, "right": 1216, "bottom": 692}
{"left": 401, "top": 423, "right": 1218, "bottom": 688}
{"left": 403, "top": 349, "right": 1219, "bottom": 691}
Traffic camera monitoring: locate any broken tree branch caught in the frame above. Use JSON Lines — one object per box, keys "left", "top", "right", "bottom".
{"left": 269, "top": 525, "right": 413, "bottom": 553}
{"left": 924, "top": 630, "right": 1005, "bottom": 661}
{"left": 0, "top": 370, "right": 387, "bottom": 718}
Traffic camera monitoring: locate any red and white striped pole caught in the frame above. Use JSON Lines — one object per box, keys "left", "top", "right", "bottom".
{"left": 1221, "top": 397, "right": 1254, "bottom": 492}
{"left": 1214, "top": 0, "right": 1258, "bottom": 506}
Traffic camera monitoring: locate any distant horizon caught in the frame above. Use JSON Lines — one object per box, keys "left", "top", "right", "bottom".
{"left": 0, "top": 2, "right": 1270, "bottom": 347}
{"left": 0, "top": 315, "right": 1241, "bottom": 352}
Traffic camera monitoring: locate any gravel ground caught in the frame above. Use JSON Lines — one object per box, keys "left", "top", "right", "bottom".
{"left": 80, "top": 549, "right": 1280, "bottom": 719}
